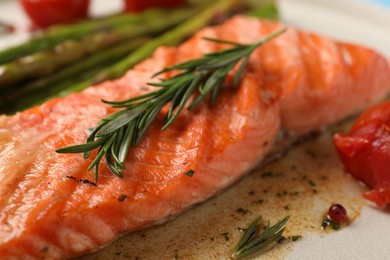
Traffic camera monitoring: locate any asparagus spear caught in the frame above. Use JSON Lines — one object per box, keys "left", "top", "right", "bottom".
{"left": 0, "top": 9, "right": 168, "bottom": 65}
{"left": 246, "top": 3, "right": 279, "bottom": 20}
{"left": 5, "top": 64, "right": 111, "bottom": 113}
{"left": 0, "top": 8, "right": 196, "bottom": 87}
{"left": 88, "top": 0, "right": 239, "bottom": 87}
{"left": 92, "top": 0, "right": 278, "bottom": 85}
{"left": 3, "top": 37, "right": 149, "bottom": 106}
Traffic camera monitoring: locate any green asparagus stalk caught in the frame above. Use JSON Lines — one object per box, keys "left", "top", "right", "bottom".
{"left": 246, "top": 3, "right": 279, "bottom": 20}
{"left": 3, "top": 37, "right": 149, "bottom": 106}
{"left": 6, "top": 64, "right": 109, "bottom": 113}
{"left": 0, "top": 9, "right": 169, "bottom": 65}
{"left": 0, "top": 40, "right": 85, "bottom": 88}
{"left": 0, "top": 8, "right": 196, "bottom": 87}
{"left": 88, "top": 0, "right": 239, "bottom": 87}
{"left": 92, "top": 0, "right": 278, "bottom": 85}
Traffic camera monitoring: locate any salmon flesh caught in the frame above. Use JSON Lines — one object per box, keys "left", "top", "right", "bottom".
{"left": 0, "top": 16, "right": 389, "bottom": 259}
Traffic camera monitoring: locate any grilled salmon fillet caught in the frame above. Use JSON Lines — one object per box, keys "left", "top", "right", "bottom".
{"left": 1, "top": 16, "right": 389, "bottom": 259}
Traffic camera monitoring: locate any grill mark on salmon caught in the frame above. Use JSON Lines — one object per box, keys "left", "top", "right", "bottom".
{"left": 0, "top": 16, "right": 389, "bottom": 259}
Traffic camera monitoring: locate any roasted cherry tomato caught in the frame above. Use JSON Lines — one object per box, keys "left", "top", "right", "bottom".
{"left": 124, "top": 0, "right": 187, "bottom": 12}
{"left": 20, "top": 0, "right": 90, "bottom": 28}
{"left": 333, "top": 101, "right": 390, "bottom": 207}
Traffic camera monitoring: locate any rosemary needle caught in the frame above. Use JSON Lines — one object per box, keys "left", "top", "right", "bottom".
{"left": 56, "top": 28, "right": 286, "bottom": 181}
{"left": 231, "top": 216, "right": 290, "bottom": 260}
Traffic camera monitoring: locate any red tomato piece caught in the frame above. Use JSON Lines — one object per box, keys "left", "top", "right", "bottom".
{"left": 124, "top": 0, "right": 187, "bottom": 12}
{"left": 333, "top": 101, "right": 390, "bottom": 207}
{"left": 20, "top": 0, "right": 90, "bottom": 28}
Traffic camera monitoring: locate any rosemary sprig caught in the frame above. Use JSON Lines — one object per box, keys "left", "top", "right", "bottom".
{"left": 231, "top": 216, "right": 290, "bottom": 260}
{"left": 56, "top": 28, "right": 286, "bottom": 181}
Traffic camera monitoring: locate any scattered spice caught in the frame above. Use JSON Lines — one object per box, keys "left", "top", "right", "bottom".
{"left": 221, "top": 232, "right": 230, "bottom": 241}
{"left": 236, "top": 208, "right": 249, "bottom": 215}
{"left": 65, "top": 176, "right": 97, "bottom": 186}
{"left": 118, "top": 195, "right": 127, "bottom": 202}
{"left": 261, "top": 171, "right": 285, "bottom": 178}
{"left": 290, "top": 235, "right": 302, "bottom": 242}
{"left": 261, "top": 171, "right": 273, "bottom": 178}
{"left": 322, "top": 217, "right": 341, "bottom": 230}
{"left": 305, "top": 149, "right": 317, "bottom": 158}
{"left": 237, "top": 227, "right": 246, "bottom": 233}
{"left": 173, "top": 249, "right": 179, "bottom": 260}
{"left": 41, "top": 246, "right": 49, "bottom": 253}
{"left": 276, "top": 191, "right": 288, "bottom": 197}
{"left": 277, "top": 235, "right": 302, "bottom": 243}
{"left": 289, "top": 191, "right": 300, "bottom": 196}
{"left": 252, "top": 199, "right": 264, "bottom": 205}
{"left": 185, "top": 169, "right": 195, "bottom": 177}
{"left": 277, "top": 236, "right": 286, "bottom": 243}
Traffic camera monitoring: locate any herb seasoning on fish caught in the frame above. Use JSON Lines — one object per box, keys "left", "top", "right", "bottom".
{"left": 56, "top": 28, "right": 286, "bottom": 181}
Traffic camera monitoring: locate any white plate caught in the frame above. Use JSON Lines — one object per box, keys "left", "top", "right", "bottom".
{"left": 1, "top": 0, "right": 390, "bottom": 259}
{"left": 279, "top": 0, "right": 390, "bottom": 59}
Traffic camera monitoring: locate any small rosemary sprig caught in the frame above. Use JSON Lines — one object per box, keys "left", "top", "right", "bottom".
{"left": 56, "top": 28, "right": 286, "bottom": 181}
{"left": 231, "top": 216, "right": 290, "bottom": 260}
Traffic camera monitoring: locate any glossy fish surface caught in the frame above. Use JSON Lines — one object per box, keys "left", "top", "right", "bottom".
{"left": 0, "top": 16, "right": 389, "bottom": 259}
